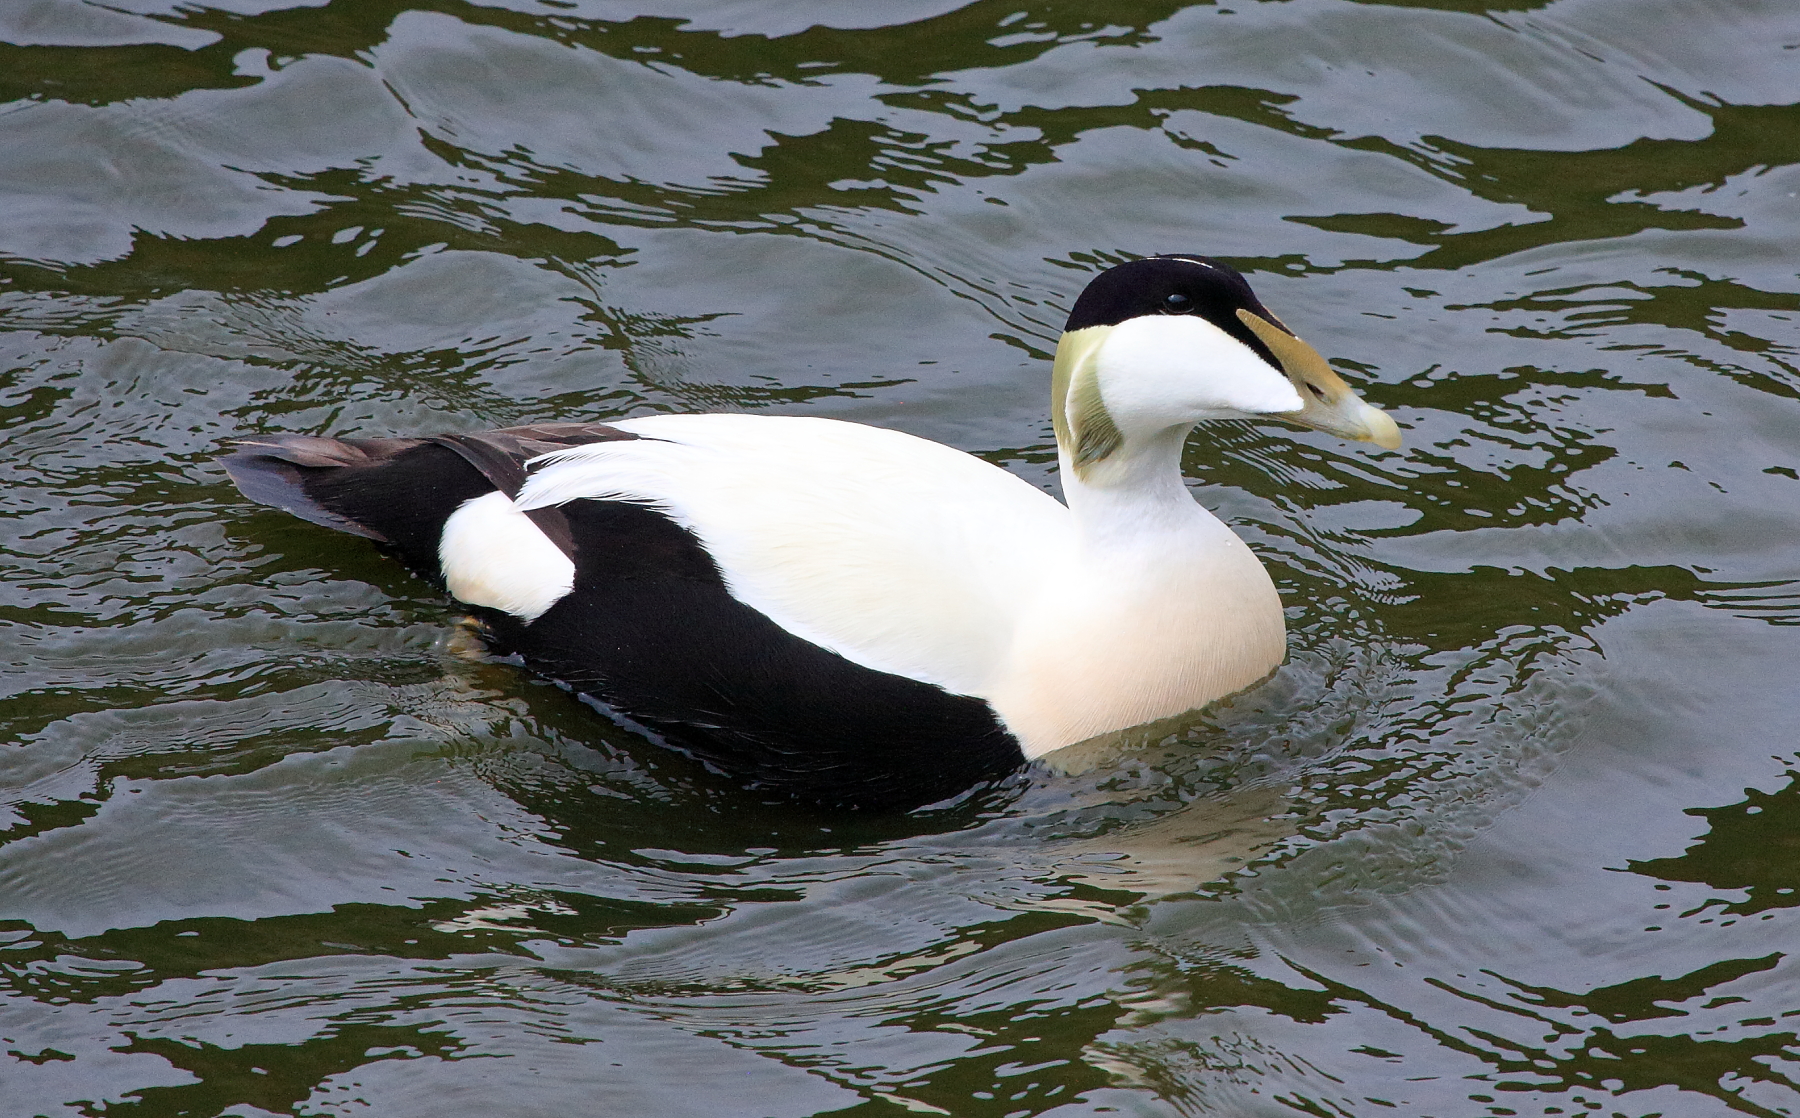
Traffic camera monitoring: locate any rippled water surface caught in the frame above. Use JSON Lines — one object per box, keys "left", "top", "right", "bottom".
{"left": 4, "top": 0, "right": 1800, "bottom": 1114}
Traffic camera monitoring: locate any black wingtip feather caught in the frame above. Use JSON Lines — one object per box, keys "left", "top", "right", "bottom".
{"left": 221, "top": 440, "right": 395, "bottom": 541}
{"left": 217, "top": 424, "right": 637, "bottom": 561}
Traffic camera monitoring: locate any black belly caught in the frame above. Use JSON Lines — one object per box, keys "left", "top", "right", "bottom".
{"left": 477, "top": 499, "right": 1025, "bottom": 811}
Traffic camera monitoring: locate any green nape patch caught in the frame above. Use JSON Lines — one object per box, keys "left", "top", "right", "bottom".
{"left": 1050, "top": 326, "right": 1122, "bottom": 471}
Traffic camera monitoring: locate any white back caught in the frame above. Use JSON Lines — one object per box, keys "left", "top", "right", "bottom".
{"left": 516, "top": 414, "right": 1073, "bottom": 696}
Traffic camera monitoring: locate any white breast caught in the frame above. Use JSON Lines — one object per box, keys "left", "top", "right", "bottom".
{"left": 986, "top": 521, "right": 1286, "bottom": 753}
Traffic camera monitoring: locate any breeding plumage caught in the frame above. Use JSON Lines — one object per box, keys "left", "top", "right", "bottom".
{"left": 222, "top": 255, "right": 1399, "bottom": 809}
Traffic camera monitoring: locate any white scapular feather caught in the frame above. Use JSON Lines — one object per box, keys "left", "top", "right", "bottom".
{"left": 439, "top": 490, "right": 576, "bottom": 621}
{"left": 519, "top": 414, "right": 1072, "bottom": 698}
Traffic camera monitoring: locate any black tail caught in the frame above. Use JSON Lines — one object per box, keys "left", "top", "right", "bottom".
{"left": 220, "top": 424, "right": 638, "bottom": 572}
{"left": 222, "top": 434, "right": 429, "bottom": 542}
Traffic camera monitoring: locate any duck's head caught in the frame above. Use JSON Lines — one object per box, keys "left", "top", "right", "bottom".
{"left": 1052, "top": 255, "right": 1400, "bottom": 474}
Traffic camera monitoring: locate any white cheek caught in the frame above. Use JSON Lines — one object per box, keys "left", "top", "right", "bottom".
{"left": 1095, "top": 315, "right": 1302, "bottom": 424}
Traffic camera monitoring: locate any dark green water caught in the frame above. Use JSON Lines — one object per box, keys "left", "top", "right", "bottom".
{"left": 3, "top": 1, "right": 1799, "bottom": 1114}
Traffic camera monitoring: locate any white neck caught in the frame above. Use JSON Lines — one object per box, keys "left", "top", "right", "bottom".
{"left": 1059, "top": 423, "right": 1211, "bottom": 538}
{"left": 986, "top": 421, "right": 1288, "bottom": 759}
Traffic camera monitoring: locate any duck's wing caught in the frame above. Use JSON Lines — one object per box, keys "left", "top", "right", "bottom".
{"left": 222, "top": 415, "right": 1071, "bottom": 696}
{"left": 516, "top": 413, "right": 1073, "bottom": 698}
{"left": 220, "top": 416, "right": 1058, "bottom": 808}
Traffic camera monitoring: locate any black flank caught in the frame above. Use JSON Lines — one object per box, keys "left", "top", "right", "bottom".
{"left": 221, "top": 425, "right": 1026, "bottom": 810}
{"left": 480, "top": 498, "right": 1024, "bottom": 811}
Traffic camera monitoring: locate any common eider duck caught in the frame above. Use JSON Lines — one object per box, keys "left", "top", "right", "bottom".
{"left": 222, "top": 255, "right": 1399, "bottom": 810}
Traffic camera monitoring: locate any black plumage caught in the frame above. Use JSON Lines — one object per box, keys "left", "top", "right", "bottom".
{"left": 222, "top": 425, "right": 1025, "bottom": 810}
{"left": 1064, "top": 253, "right": 1287, "bottom": 366}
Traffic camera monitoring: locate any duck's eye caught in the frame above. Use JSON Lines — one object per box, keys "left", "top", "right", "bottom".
{"left": 1163, "top": 292, "right": 1193, "bottom": 313}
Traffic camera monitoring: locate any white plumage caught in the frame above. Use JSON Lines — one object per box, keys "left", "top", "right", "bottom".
{"left": 520, "top": 414, "right": 1071, "bottom": 700}
{"left": 225, "top": 254, "right": 1402, "bottom": 804}
{"left": 439, "top": 490, "right": 575, "bottom": 621}
{"left": 505, "top": 411, "right": 1288, "bottom": 758}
